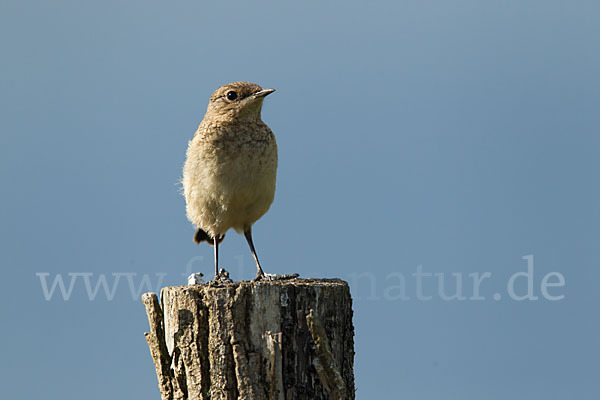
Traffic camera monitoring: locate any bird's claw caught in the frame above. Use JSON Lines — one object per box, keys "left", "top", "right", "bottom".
{"left": 253, "top": 272, "right": 299, "bottom": 282}
{"left": 211, "top": 268, "right": 233, "bottom": 284}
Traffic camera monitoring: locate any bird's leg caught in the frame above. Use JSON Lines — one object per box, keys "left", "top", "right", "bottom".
{"left": 244, "top": 228, "right": 265, "bottom": 281}
{"left": 210, "top": 234, "right": 232, "bottom": 283}
{"left": 245, "top": 228, "right": 299, "bottom": 282}
{"left": 213, "top": 234, "right": 219, "bottom": 280}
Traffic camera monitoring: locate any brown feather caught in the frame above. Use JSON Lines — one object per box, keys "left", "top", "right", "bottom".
{"left": 193, "top": 228, "right": 224, "bottom": 246}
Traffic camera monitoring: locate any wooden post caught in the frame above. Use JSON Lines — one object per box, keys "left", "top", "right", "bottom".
{"left": 142, "top": 279, "right": 355, "bottom": 400}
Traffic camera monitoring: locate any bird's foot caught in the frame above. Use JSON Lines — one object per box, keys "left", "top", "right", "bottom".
{"left": 253, "top": 272, "right": 300, "bottom": 282}
{"left": 210, "top": 268, "right": 233, "bottom": 285}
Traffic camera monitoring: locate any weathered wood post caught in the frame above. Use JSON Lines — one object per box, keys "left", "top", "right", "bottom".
{"left": 142, "top": 279, "right": 355, "bottom": 400}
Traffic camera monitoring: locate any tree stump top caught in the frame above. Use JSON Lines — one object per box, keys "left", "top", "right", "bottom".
{"left": 163, "top": 277, "right": 349, "bottom": 294}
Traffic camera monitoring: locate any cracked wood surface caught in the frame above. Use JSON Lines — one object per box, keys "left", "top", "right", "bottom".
{"left": 143, "top": 279, "right": 355, "bottom": 400}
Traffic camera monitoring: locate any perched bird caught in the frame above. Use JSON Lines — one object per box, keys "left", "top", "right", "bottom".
{"left": 182, "top": 81, "right": 282, "bottom": 281}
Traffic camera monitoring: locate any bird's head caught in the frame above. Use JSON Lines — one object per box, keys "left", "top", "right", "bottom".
{"left": 205, "top": 81, "right": 275, "bottom": 122}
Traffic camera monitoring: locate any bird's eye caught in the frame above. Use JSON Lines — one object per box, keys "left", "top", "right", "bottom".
{"left": 226, "top": 91, "right": 238, "bottom": 101}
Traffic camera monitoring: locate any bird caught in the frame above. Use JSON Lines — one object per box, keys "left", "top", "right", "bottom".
{"left": 182, "top": 81, "right": 285, "bottom": 282}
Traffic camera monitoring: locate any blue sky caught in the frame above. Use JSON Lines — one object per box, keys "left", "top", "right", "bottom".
{"left": 1, "top": 1, "right": 599, "bottom": 399}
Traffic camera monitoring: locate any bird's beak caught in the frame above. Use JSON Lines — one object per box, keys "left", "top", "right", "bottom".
{"left": 253, "top": 88, "right": 276, "bottom": 98}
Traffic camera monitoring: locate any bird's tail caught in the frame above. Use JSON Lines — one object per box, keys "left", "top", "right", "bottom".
{"left": 194, "top": 228, "right": 225, "bottom": 246}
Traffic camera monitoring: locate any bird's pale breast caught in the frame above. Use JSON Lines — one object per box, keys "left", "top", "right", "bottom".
{"left": 182, "top": 120, "right": 277, "bottom": 237}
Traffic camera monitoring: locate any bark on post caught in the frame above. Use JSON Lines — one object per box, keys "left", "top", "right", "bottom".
{"left": 142, "top": 278, "right": 355, "bottom": 400}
